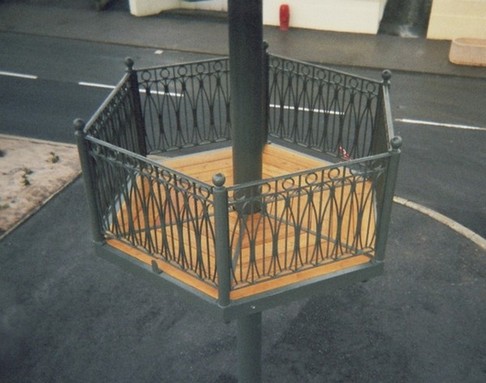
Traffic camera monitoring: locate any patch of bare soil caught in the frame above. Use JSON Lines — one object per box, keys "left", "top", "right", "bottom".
{"left": 0, "top": 135, "right": 81, "bottom": 239}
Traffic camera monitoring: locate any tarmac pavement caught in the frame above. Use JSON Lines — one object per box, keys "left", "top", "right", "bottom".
{"left": 1, "top": 1, "right": 485, "bottom": 382}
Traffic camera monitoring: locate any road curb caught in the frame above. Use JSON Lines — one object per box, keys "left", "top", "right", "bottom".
{"left": 393, "top": 196, "right": 486, "bottom": 251}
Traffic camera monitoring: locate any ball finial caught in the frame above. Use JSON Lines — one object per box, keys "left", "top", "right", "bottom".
{"left": 212, "top": 173, "right": 226, "bottom": 187}
{"left": 390, "top": 136, "right": 402, "bottom": 150}
{"left": 73, "top": 118, "right": 85, "bottom": 134}
{"left": 125, "top": 57, "right": 134, "bottom": 71}
{"left": 382, "top": 69, "right": 392, "bottom": 84}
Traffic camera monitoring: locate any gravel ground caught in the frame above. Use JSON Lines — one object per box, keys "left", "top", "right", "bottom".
{"left": 0, "top": 134, "right": 81, "bottom": 238}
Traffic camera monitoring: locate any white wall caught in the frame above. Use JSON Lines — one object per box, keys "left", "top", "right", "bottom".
{"left": 263, "top": 0, "right": 387, "bottom": 34}
{"left": 427, "top": 0, "right": 486, "bottom": 40}
{"left": 181, "top": 0, "right": 227, "bottom": 11}
{"left": 129, "top": 0, "right": 388, "bottom": 35}
{"left": 129, "top": 0, "right": 178, "bottom": 16}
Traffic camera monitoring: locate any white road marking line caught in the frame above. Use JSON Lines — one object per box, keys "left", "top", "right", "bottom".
{"left": 0, "top": 70, "right": 38, "bottom": 80}
{"left": 78, "top": 81, "right": 116, "bottom": 90}
{"left": 396, "top": 118, "right": 486, "bottom": 132}
{"left": 393, "top": 196, "right": 486, "bottom": 251}
{"left": 78, "top": 81, "right": 184, "bottom": 97}
{"left": 139, "top": 88, "right": 184, "bottom": 98}
{"left": 269, "top": 103, "right": 344, "bottom": 115}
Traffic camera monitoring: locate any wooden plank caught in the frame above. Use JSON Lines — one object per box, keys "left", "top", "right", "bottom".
{"left": 230, "top": 255, "right": 371, "bottom": 300}
{"left": 162, "top": 147, "right": 233, "bottom": 185}
{"left": 163, "top": 147, "right": 232, "bottom": 172}
{"left": 162, "top": 147, "right": 231, "bottom": 166}
{"left": 107, "top": 238, "right": 218, "bottom": 299}
{"left": 159, "top": 144, "right": 331, "bottom": 186}
{"left": 263, "top": 144, "right": 329, "bottom": 169}
{"left": 166, "top": 157, "right": 233, "bottom": 179}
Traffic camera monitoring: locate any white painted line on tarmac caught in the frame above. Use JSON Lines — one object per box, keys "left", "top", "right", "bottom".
{"left": 78, "top": 81, "right": 116, "bottom": 90}
{"left": 269, "top": 103, "right": 344, "bottom": 115}
{"left": 139, "top": 88, "right": 184, "bottom": 98}
{"left": 396, "top": 118, "right": 486, "bottom": 132}
{"left": 394, "top": 196, "right": 486, "bottom": 251}
{"left": 78, "top": 81, "right": 184, "bottom": 97}
{"left": 0, "top": 70, "right": 38, "bottom": 80}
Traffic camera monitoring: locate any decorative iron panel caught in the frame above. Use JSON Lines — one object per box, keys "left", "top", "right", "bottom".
{"left": 77, "top": 54, "right": 398, "bottom": 297}
{"left": 226, "top": 155, "right": 390, "bottom": 289}
{"left": 137, "top": 58, "right": 231, "bottom": 153}
{"left": 268, "top": 55, "right": 383, "bottom": 159}
{"left": 84, "top": 75, "right": 142, "bottom": 154}
{"left": 86, "top": 137, "right": 219, "bottom": 286}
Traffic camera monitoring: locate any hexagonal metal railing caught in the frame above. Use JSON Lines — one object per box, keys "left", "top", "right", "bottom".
{"left": 75, "top": 53, "right": 401, "bottom": 322}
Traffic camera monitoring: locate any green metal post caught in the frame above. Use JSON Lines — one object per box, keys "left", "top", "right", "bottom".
{"left": 237, "top": 312, "right": 262, "bottom": 383}
{"left": 228, "top": 2, "right": 265, "bottom": 380}
{"left": 263, "top": 41, "right": 270, "bottom": 146}
{"left": 371, "top": 70, "right": 393, "bottom": 156}
{"left": 213, "top": 173, "right": 231, "bottom": 307}
{"left": 375, "top": 136, "right": 402, "bottom": 261}
{"left": 125, "top": 57, "right": 148, "bottom": 156}
{"left": 74, "top": 119, "right": 104, "bottom": 244}
{"left": 228, "top": 0, "right": 265, "bottom": 185}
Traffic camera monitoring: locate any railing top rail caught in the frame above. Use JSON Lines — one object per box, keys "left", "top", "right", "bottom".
{"left": 84, "top": 73, "right": 131, "bottom": 135}
{"left": 268, "top": 53, "right": 384, "bottom": 87}
{"left": 85, "top": 135, "right": 215, "bottom": 190}
{"left": 227, "top": 151, "right": 391, "bottom": 193}
{"left": 381, "top": 84, "right": 396, "bottom": 152}
{"left": 133, "top": 56, "right": 230, "bottom": 74}
{"left": 134, "top": 54, "right": 383, "bottom": 87}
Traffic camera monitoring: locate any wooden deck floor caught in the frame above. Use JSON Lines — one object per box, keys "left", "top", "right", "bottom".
{"left": 108, "top": 144, "right": 375, "bottom": 301}
{"left": 160, "top": 143, "right": 333, "bottom": 185}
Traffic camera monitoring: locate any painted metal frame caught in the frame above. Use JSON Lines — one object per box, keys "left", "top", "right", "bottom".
{"left": 75, "top": 54, "right": 401, "bottom": 323}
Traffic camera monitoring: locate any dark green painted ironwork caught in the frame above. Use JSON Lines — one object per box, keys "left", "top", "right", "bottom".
{"left": 228, "top": 0, "right": 265, "bottom": 185}
{"left": 76, "top": 49, "right": 401, "bottom": 383}
{"left": 125, "top": 57, "right": 148, "bottom": 156}
{"left": 83, "top": 73, "right": 141, "bottom": 154}
{"left": 136, "top": 57, "right": 231, "bottom": 153}
{"left": 263, "top": 41, "right": 270, "bottom": 146}
{"left": 237, "top": 312, "right": 262, "bottom": 383}
{"left": 372, "top": 70, "right": 394, "bottom": 155}
{"left": 375, "top": 136, "right": 402, "bottom": 261}
{"left": 213, "top": 173, "right": 231, "bottom": 307}
{"left": 267, "top": 54, "right": 388, "bottom": 158}
{"left": 219, "top": 260, "right": 383, "bottom": 322}
{"left": 74, "top": 119, "right": 104, "bottom": 244}
{"left": 95, "top": 241, "right": 384, "bottom": 322}
{"left": 77, "top": 55, "right": 400, "bottom": 301}
{"left": 132, "top": 54, "right": 392, "bottom": 159}
{"left": 225, "top": 154, "right": 389, "bottom": 286}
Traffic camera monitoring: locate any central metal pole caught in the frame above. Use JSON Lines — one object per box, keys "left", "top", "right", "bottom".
{"left": 237, "top": 312, "right": 262, "bottom": 383}
{"left": 228, "top": 2, "right": 265, "bottom": 381}
{"left": 228, "top": 0, "right": 265, "bottom": 185}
